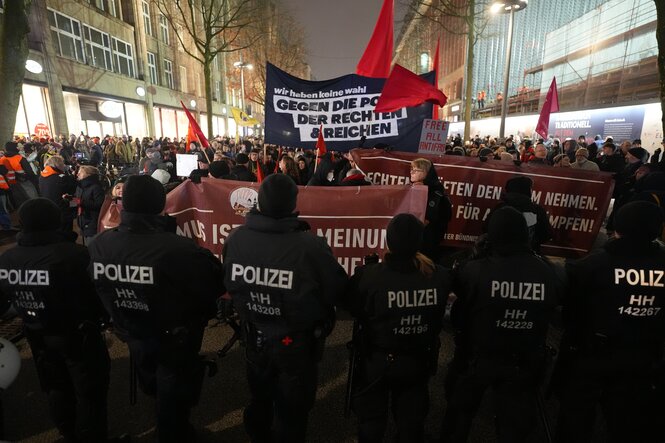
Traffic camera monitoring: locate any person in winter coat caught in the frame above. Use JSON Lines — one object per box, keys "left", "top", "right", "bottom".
{"left": 39, "top": 155, "right": 77, "bottom": 232}
{"left": 75, "top": 165, "right": 105, "bottom": 243}
{"left": 409, "top": 158, "right": 452, "bottom": 262}
{"left": 570, "top": 148, "right": 600, "bottom": 171}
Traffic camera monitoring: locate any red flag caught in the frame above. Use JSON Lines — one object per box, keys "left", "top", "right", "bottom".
{"left": 256, "top": 162, "right": 264, "bottom": 183}
{"left": 185, "top": 123, "right": 199, "bottom": 152}
{"left": 535, "top": 77, "right": 559, "bottom": 139}
{"left": 316, "top": 125, "right": 327, "bottom": 156}
{"left": 432, "top": 36, "right": 441, "bottom": 120}
{"left": 356, "top": 0, "right": 393, "bottom": 78}
{"left": 374, "top": 64, "right": 448, "bottom": 113}
{"left": 274, "top": 147, "right": 282, "bottom": 173}
{"left": 180, "top": 101, "right": 209, "bottom": 148}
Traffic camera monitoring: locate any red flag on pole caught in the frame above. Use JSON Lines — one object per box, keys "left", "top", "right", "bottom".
{"left": 356, "top": 0, "right": 394, "bottom": 78}
{"left": 274, "top": 147, "right": 283, "bottom": 173}
{"left": 316, "top": 125, "right": 327, "bottom": 156}
{"left": 374, "top": 64, "right": 448, "bottom": 113}
{"left": 185, "top": 123, "right": 199, "bottom": 153}
{"left": 432, "top": 36, "right": 441, "bottom": 120}
{"left": 535, "top": 77, "right": 559, "bottom": 139}
{"left": 256, "top": 162, "right": 265, "bottom": 183}
{"left": 180, "top": 101, "right": 210, "bottom": 148}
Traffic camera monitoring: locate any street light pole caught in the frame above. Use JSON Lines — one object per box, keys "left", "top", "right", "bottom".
{"left": 499, "top": 7, "right": 515, "bottom": 139}
{"left": 233, "top": 57, "right": 253, "bottom": 138}
{"left": 491, "top": 0, "right": 528, "bottom": 139}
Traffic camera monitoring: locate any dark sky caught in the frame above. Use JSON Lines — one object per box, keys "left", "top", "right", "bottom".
{"left": 280, "top": 0, "right": 408, "bottom": 80}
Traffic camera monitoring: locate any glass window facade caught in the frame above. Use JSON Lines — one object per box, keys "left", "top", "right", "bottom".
{"left": 147, "top": 51, "right": 158, "bottom": 85}
{"left": 164, "top": 59, "right": 174, "bottom": 89}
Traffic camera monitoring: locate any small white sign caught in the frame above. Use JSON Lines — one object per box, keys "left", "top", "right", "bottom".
{"left": 176, "top": 153, "right": 199, "bottom": 178}
{"left": 418, "top": 119, "right": 450, "bottom": 154}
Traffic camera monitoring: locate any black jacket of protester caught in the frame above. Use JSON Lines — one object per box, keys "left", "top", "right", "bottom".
{"left": 87, "top": 212, "right": 223, "bottom": 341}
{"left": 39, "top": 167, "right": 77, "bottom": 221}
{"left": 421, "top": 166, "right": 452, "bottom": 259}
{"left": 0, "top": 230, "right": 107, "bottom": 333}
{"left": 223, "top": 210, "right": 347, "bottom": 343}
{"left": 230, "top": 165, "right": 257, "bottom": 182}
{"left": 75, "top": 175, "right": 105, "bottom": 237}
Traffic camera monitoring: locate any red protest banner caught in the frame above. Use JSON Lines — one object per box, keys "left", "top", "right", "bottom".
{"left": 163, "top": 178, "right": 428, "bottom": 274}
{"left": 351, "top": 148, "right": 615, "bottom": 257}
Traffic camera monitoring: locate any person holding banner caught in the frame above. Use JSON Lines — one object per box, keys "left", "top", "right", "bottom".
{"left": 344, "top": 213, "right": 450, "bottom": 443}
{"left": 223, "top": 174, "right": 347, "bottom": 443}
{"left": 409, "top": 158, "right": 452, "bottom": 262}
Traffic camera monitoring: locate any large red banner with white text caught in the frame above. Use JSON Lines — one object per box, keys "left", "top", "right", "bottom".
{"left": 164, "top": 178, "right": 427, "bottom": 274}
{"left": 351, "top": 148, "right": 615, "bottom": 257}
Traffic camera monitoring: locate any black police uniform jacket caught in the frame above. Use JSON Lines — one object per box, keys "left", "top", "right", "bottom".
{"left": 0, "top": 230, "right": 107, "bottom": 334}
{"left": 88, "top": 212, "right": 223, "bottom": 341}
{"left": 223, "top": 211, "right": 347, "bottom": 344}
{"left": 563, "top": 238, "right": 665, "bottom": 357}
{"left": 451, "top": 245, "right": 562, "bottom": 357}
{"left": 345, "top": 255, "right": 451, "bottom": 353}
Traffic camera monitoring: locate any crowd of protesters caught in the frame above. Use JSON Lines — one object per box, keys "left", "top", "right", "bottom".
{"left": 0, "top": 129, "right": 663, "bottom": 443}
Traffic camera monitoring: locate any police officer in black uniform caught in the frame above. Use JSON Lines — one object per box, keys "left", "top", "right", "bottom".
{"left": 88, "top": 175, "right": 223, "bottom": 443}
{"left": 344, "top": 213, "right": 451, "bottom": 443}
{"left": 555, "top": 201, "right": 665, "bottom": 443}
{"left": 442, "top": 206, "right": 562, "bottom": 443}
{"left": 0, "top": 198, "right": 111, "bottom": 442}
{"left": 223, "top": 174, "right": 347, "bottom": 443}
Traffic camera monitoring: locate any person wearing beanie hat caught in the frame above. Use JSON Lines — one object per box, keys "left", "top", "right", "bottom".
{"left": 442, "top": 205, "right": 562, "bottom": 442}
{"left": 257, "top": 173, "right": 298, "bottom": 218}
{"left": 555, "top": 201, "right": 665, "bottom": 443}
{"left": 208, "top": 160, "right": 236, "bottom": 179}
{"left": 486, "top": 177, "right": 552, "bottom": 253}
{"left": 343, "top": 213, "right": 451, "bottom": 443}
{"left": 121, "top": 174, "right": 166, "bottom": 215}
{"left": 88, "top": 170, "right": 224, "bottom": 443}
{"left": 230, "top": 153, "right": 257, "bottom": 182}
{"left": 571, "top": 147, "right": 600, "bottom": 171}
{"left": 223, "top": 172, "right": 347, "bottom": 442}
{"left": 627, "top": 147, "right": 648, "bottom": 164}
{"left": 0, "top": 198, "right": 115, "bottom": 442}
{"left": 612, "top": 145, "right": 649, "bottom": 205}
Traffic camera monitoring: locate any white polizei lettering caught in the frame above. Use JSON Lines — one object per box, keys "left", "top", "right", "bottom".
{"left": 387, "top": 288, "right": 437, "bottom": 308}
{"left": 614, "top": 269, "right": 664, "bottom": 287}
{"left": 490, "top": 280, "right": 545, "bottom": 301}
{"left": 91, "top": 263, "right": 154, "bottom": 284}
{"left": 0, "top": 269, "right": 50, "bottom": 286}
{"left": 230, "top": 264, "right": 293, "bottom": 289}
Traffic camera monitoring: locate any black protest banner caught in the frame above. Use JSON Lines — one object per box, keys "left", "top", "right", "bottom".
{"left": 264, "top": 63, "right": 434, "bottom": 152}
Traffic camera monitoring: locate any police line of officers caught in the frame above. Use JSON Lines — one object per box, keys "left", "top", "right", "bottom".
{"left": 0, "top": 172, "right": 663, "bottom": 443}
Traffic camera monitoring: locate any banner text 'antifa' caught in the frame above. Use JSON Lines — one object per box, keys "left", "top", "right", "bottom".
{"left": 272, "top": 89, "right": 407, "bottom": 142}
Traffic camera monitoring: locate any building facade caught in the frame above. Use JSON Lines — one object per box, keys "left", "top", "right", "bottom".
{"left": 8, "top": 0, "right": 277, "bottom": 140}
{"left": 394, "top": 0, "right": 659, "bottom": 126}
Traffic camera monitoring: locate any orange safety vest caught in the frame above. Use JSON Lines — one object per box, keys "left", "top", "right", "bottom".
{"left": 40, "top": 166, "right": 60, "bottom": 178}
{"left": 0, "top": 155, "right": 24, "bottom": 185}
{"left": 0, "top": 174, "right": 8, "bottom": 191}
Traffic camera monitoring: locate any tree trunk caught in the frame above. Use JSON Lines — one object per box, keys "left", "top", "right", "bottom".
{"left": 0, "top": 1, "right": 31, "bottom": 144}
{"left": 656, "top": 0, "right": 665, "bottom": 139}
{"left": 463, "top": 0, "right": 475, "bottom": 142}
{"left": 204, "top": 60, "right": 213, "bottom": 140}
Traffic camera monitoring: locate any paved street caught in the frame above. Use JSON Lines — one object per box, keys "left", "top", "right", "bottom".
{"left": 3, "top": 316, "right": 571, "bottom": 443}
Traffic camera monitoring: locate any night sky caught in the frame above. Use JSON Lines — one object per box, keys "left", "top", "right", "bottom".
{"left": 281, "top": 0, "right": 408, "bottom": 80}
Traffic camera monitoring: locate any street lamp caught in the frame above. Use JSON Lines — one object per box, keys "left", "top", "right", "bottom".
{"left": 233, "top": 59, "right": 253, "bottom": 114}
{"left": 491, "top": 0, "right": 527, "bottom": 139}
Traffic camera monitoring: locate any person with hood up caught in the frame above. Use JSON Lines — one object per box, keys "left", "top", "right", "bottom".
{"left": 409, "top": 158, "right": 452, "bottom": 262}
